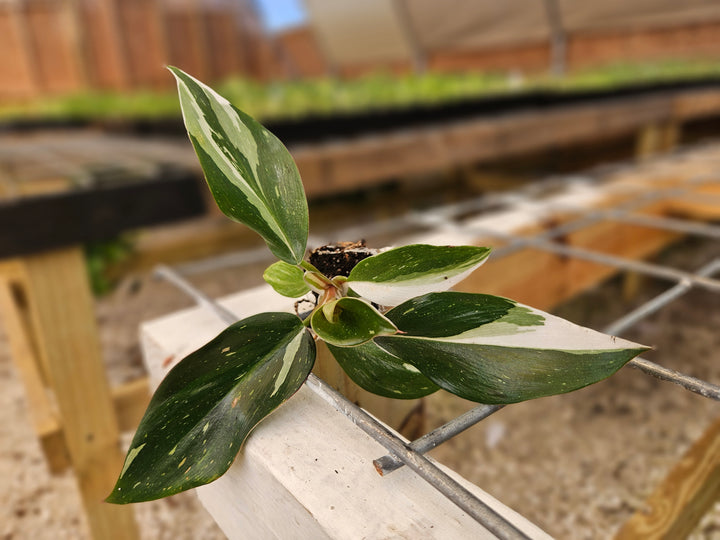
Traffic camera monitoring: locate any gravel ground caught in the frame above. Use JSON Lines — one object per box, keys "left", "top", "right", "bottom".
{"left": 1, "top": 234, "right": 719, "bottom": 539}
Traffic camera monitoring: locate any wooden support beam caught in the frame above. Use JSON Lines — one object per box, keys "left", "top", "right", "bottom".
{"left": 111, "top": 376, "right": 151, "bottom": 433}
{"left": 291, "top": 93, "right": 699, "bottom": 197}
{"left": 0, "top": 259, "right": 150, "bottom": 475}
{"left": 20, "top": 247, "right": 138, "bottom": 539}
{"left": 615, "top": 415, "right": 720, "bottom": 540}
{"left": 0, "top": 279, "right": 68, "bottom": 473}
{"left": 636, "top": 122, "right": 680, "bottom": 162}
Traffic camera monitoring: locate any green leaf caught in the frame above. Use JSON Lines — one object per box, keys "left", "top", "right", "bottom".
{"left": 107, "top": 312, "right": 314, "bottom": 504}
{"left": 169, "top": 67, "right": 308, "bottom": 264}
{"left": 376, "top": 292, "right": 649, "bottom": 404}
{"left": 327, "top": 341, "right": 439, "bottom": 399}
{"left": 346, "top": 244, "right": 491, "bottom": 305}
{"left": 263, "top": 261, "right": 310, "bottom": 298}
{"left": 311, "top": 297, "right": 397, "bottom": 347}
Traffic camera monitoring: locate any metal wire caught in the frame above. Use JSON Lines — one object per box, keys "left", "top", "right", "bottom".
{"left": 488, "top": 227, "right": 720, "bottom": 291}
{"left": 599, "top": 258, "right": 720, "bottom": 401}
{"left": 605, "top": 258, "right": 720, "bottom": 336}
{"left": 154, "top": 266, "right": 531, "bottom": 540}
{"left": 374, "top": 258, "right": 720, "bottom": 475}
{"left": 305, "top": 376, "right": 529, "bottom": 540}
{"left": 628, "top": 358, "right": 720, "bottom": 400}
{"left": 604, "top": 211, "right": 720, "bottom": 239}
{"left": 374, "top": 404, "right": 504, "bottom": 476}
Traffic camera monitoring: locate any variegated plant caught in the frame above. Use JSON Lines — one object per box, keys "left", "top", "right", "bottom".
{"left": 107, "top": 68, "right": 648, "bottom": 504}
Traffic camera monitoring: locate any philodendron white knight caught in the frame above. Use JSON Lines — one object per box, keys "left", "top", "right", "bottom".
{"left": 107, "top": 68, "right": 648, "bottom": 504}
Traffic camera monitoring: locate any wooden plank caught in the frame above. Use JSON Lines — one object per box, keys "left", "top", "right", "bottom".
{"left": 615, "top": 416, "right": 720, "bottom": 540}
{"left": 673, "top": 89, "right": 720, "bottom": 119}
{"left": 20, "top": 247, "right": 138, "bottom": 539}
{"left": 0, "top": 277, "right": 68, "bottom": 474}
{"left": 111, "top": 376, "right": 151, "bottom": 433}
{"left": 292, "top": 94, "right": 682, "bottom": 196}
{"left": 141, "top": 291, "right": 552, "bottom": 540}
{"left": 664, "top": 184, "right": 720, "bottom": 221}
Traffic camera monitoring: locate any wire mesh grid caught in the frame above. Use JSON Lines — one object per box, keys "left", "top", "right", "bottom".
{"left": 155, "top": 160, "right": 720, "bottom": 539}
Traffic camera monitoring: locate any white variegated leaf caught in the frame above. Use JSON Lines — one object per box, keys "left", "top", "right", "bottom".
{"left": 346, "top": 244, "right": 490, "bottom": 306}
{"left": 327, "top": 341, "right": 439, "bottom": 399}
{"left": 376, "top": 292, "right": 649, "bottom": 404}
{"left": 169, "top": 67, "right": 308, "bottom": 264}
{"left": 108, "top": 312, "right": 314, "bottom": 503}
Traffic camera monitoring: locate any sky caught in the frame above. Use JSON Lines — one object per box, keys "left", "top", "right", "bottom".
{"left": 254, "top": 0, "right": 308, "bottom": 33}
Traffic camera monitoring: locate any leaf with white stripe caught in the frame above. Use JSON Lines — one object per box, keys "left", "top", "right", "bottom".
{"left": 107, "top": 312, "right": 314, "bottom": 503}
{"left": 170, "top": 67, "right": 308, "bottom": 264}
{"left": 346, "top": 244, "right": 491, "bottom": 306}
{"left": 327, "top": 341, "right": 439, "bottom": 399}
{"left": 376, "top": 292, "right": 649, "bottom": 404}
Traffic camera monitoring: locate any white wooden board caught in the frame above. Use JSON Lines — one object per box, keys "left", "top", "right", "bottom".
{"left": 141, "top": 285, "right": 552, "bottom": 539}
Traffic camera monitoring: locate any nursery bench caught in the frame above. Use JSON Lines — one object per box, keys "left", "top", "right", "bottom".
{"left": 0, "top": 147, "right": 204, "bottom": 539}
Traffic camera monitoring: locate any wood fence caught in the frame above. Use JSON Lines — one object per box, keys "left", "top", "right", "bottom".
{"left": 0, "top": 0, "right": 275, "bottom": 99}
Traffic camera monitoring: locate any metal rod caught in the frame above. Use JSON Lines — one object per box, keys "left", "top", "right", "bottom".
{"left": 154, "top": 265, "right": 239, "bottom": 323}
{"left": 599, "top": 258, "right": 720, "bottom": 401}
{"left": 155, "top": 265, "right": 530, "bottom": 539}
{"left": 375, "top": 252, "right": 720, "bottom": 471}
{"left": 605, "top": 258, "right": 720, "bottom": 336}
{"left": 491, "top": 179, "right": 720, "bottom": 260}
{"left": 628, "top": 357, "right": 720, "bottom": 401}
{"left": 173, "top": 246, "right": 273, "bottom": 276}
{"left": 473, "top": 229, "right": 720, "bottom": 400}
{"left": 305, "top": 376, "right": 529, "bottom": 540}
{"left": 476, "top": 228, "right": 720, "bottom": 293}
{"left": 374, "top": 404, "right": 504, "bottom": 476}
{"left": 603, "top": 210, "right": 720, "bottom": 239}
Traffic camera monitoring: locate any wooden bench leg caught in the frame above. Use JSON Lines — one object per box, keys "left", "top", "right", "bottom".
{"left": 0, "top": 278, "right": 69, "bottom": 472}
{"left": 636, "top": 122, "right": 681, "bottom": 161}
{"left": 19, "top": 247, "right": 138, "bottom": 539}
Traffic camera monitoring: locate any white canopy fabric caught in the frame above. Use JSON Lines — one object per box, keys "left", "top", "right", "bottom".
{"left": 304, "top": 0, "right": 414, "bottom": 66}
{"left": 305, "top": 0, "right": 720, "bottom": 67}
